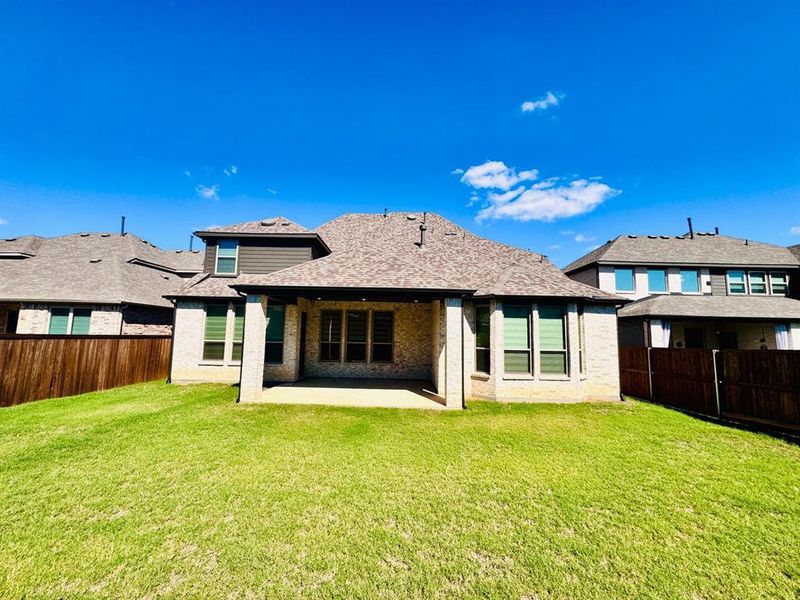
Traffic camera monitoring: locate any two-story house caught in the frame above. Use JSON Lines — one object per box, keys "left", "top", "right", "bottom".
{"left": 563, "top": 229, "right": 800, "bottom": 350}
{"left": 167, "top": 213, "right": 625, "bottom": 408}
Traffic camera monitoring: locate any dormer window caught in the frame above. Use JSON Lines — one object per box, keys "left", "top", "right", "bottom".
{"left": 748, "top": 271, "right": 767, "bottom": 295}
{"left": 215, "top": 239, "right": 238, "bottom": 275}
{"left": 770, "top": 272, "right": 788, "bottom": 295}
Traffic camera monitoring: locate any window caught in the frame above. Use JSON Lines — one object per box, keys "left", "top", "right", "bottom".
{"left": 577, "top": 307, "right": 586, "bottom": 375}
{"left": 748, "top": 271, "right": 767, "bottom": 295}
{"left": 231, "top": 305, "right": 244, "bottom": 362}
{"left": 371, "top": 311, "right": 394, "bottom": 363}
{"left": 647, "top": 269, "right": 667, "bottom": 293}
{"left": 503, "top": 305, "right": 531, "bottom": 373}
{"left": 475, "top": 305, "right": 490, "bottom": 373}
{"left": 770, "top": 272, "right": 788, "bottom": 295}
{"left": 48, "top": 307, "right": 91, "bottom": 335}
{"left": 215, "top": 239, "right": 238, "bottom": 274}
{"left": 265, "top": 305, "right": 285, "bottom": 364}
{"left": 680, "top": 269, "right": 700, "bottom": 293}
{"left": 320, "top": 311, "right": 342, "bottom": 361}
{"left": 203, "top": 304, "right": 228, "bottom": 361}
{"left": 345, "top": 311, "right": 368, "bottom": 361}
{"left": 539, "top": 305, "right": 568, "bottom": 375}
{"left": 614, "top": 268, "right": 635, "bottom": 292}
{"left": 727, "top": 270, "right": 746, "bottom": 294}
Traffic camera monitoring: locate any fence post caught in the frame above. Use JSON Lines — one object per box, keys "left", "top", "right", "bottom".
{"left": 646, "top": 346, "right": 653, "bottom": 400}
{"left": 711, "top": 349, "right": 721, "bottom": 417}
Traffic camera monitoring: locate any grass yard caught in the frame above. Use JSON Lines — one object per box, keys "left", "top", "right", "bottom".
{"left": 1, "top": 383, "right": 799, "bottom": 599}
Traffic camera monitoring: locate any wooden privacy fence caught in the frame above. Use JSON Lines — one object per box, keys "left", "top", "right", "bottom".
{"left": 620, "top": 347, "right": 800, "bottom": 432}
{"left": 0, "top": 335, "right": 172, "bottom": 407}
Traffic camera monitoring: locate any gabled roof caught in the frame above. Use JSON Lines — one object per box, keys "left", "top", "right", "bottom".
{"left": 195, "top": 216, "right": 313, "bottom": 236}
{"left": 564, "top": 233, "right": 800, "bottom": 273}
{"left": 790, "top": 244, "right": 800, "bottom": 262}
{"left": 618, "top": 294, "right": 800, "bottom": 320}
{"left": 0, "top": 233, "right": 203, "bottom": 307}
{"left": 0, "top": 236, "right": 45, "bottom": 258}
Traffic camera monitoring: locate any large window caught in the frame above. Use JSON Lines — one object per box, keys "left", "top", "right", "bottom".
{"left": 680, "top": 269, "right": 700, "bottom": 293}
{"left": 371, "top": 311, "right": 394, "bottom": 363}
{"left": 539, "top": 305, "right": 568, "bottom": 375}
{"left": 727, "top": 270, "right": 746, "bottom": 294}
{"left": 770, "top": 272, "right": 788, "bottom": 295}
{"left": 265, "top": 305, "right": 285, "bottom": 364}
{"left": 475, "top": 305, "right": 490, "bottom": 373}
{"left": 748, "top": 271, "right": 767, "bottom": 295}
{"left": 203, "top": 304, "right": 228, "bottom": 361}
{"left": 320, "top": 311, "right": 342, "bottom": 361}
{"left": 345, "top": 311, "right": 368, "bottom": 362}
{"left": 503, "top": 305, "right": 531, "bottom": 373}
{"left": 215, "top": 239, "right": 238, "bottom": 275}
{"left": 48, "top": 307, "right": 91, "bottom": 335}
{"left": 614, "top": 268, "right": 635, "bottom": 292}
{"left": 647, "top": 269, "right": 667, "bottom": 293}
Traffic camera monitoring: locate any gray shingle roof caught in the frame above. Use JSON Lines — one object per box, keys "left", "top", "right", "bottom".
{"left": 618, "top": 295, "right": 800, "bottom": 320}
{"left": 0, "top": 233, "right": 203, "bottom": 307}
{"left": 790, "top": 244, "right": 800, "bottom": 262}
{"left": 225, "top": 212, "right": 621, "bottom": 301}
{"left": 196, "top": 216, "right": 312, "bottom": 236}
{"left": 564, "top": 233, "right": 800, "bottom": 273}
{"left": 0, "top": 236, "right": 44, "bottom": 258}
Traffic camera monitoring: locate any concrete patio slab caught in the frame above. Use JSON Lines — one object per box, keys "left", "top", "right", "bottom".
{"left": 258, "top": 378, "right": 448, "bottom": 409}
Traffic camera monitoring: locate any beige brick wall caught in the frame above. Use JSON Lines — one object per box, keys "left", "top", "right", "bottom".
{"left": 121, "top": 305, "right": 173, "bottom": 335}
{"left": 299, "top": 299, "right": 433, "bottom": 380}
{"left": 15, "top": 303, "right": 124, "bottom": 335}
{"left": 170, "top": 301, "right": 241, "bottom": 384}
{"left": 89, "top": 306, "right": 123, "bottom": 334}
{"left": 16, "top": 304, "right": 50, "bottom": 334}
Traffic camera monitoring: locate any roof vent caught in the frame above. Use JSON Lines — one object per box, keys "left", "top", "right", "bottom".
{"left": 647, "top": 235, "right": 657, "bottom": 239}
{"left": 406, "top": 214, "right": 417, "bottom": 221}
{"left": 89, "top": 258, "right": 102, "bottom": 263}
{"left": 162, "top": 275, "right": 170, "bottom": 280}
{"left": 4, "top": 238, "right": 16, "bottom": 242}
{"left": 261, "top": 219, "right": 276, "bottom": 226}
{"left": 445, "top": 231, "right": 458, "bottom": 236}
{"left": 627, "top": 235, "right": 638, "bottom": 238}
{"left": 280, "top": 221, "right": 290, "bottom": 227}
{"left": 100, "top": 233, "right": 110, "bottom": 238}
{"left": 80, "top": 233, "right": 90, "bottom": 237}
{"left": 175, "top": 250, "right": 183, "bottom": 253}
{"left": 660, "top": 235, "right": 670, "bottom": 239}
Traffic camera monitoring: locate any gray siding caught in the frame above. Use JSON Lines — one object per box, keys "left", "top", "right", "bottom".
{"left": 202, "top": 239, "right": 314, "bottom": 274}
{"left": 566, "top": 266, "right": 599, "bottom": 288}
{"left": 710, "top": 269, "right": 728, "bottom": 296}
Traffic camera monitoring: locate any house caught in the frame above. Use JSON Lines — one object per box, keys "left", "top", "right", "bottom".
{"left": 167, "top": 213, "right": 624, "bottom": 408}
{"left": 563, "top": 228, "right": 800, "bottom": 350}
{"left": 0, "top": 233, "right": 203, "bottom": 335}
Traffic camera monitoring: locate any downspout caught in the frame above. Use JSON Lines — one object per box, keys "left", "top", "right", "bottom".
{"left": 166, "top": 299, "right": 177, "bottom": 383}
{"left": 461, "top": 295, "right": 466, "bottom": 409}
{"left": 235, "top": 292, "right": 248, "bottom": 403}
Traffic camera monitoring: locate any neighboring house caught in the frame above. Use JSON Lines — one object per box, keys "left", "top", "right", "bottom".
{"left": 564, "top": 229, "right": 800, "bottom": 350}
{"left": 167, "top": 213, "right": 625, "bottom": 408}
{"left": 0, "top": 233, "right": 203, "bottom": 335}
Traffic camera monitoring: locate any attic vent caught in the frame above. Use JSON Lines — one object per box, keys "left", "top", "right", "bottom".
{"left": 280, "top": 221, "right": 290, "bottom": 227}
{"left": 445, "top": 231, "right": 458, "bottom": 236}
{"left": 162, "top": 275, "right": 170, "bottom": 280}
{"left": 261, "top": 219, "right": 276, "bottom": 226}
{"left": 647, "top": 235, "right": 657, "bottom": 239}
{"left": 175, "top": 250, "right": 183, "bottom": 253}
{"left": 89, "top": 258, "right": 102, "bottom": 263}
{"left": 406, "top": 214, "right": 417, "bottom": 221}
{"left": 80, "top": 233, "right": 90, "bottom": 237}
{"left": 660, "top": 235, "right": 670, "bottom": 239}
{"left": 101, "top": 233, "right": 110, "bottom": 238}
{"left": 627, "top": 235, "right": 638, "bottom": 239}
{"left": 4, "top": 238, "right": 16, "bottom": 242}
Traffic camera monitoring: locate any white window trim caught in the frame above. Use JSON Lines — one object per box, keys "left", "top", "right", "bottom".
{"left": 200, "top": 301, "right": 240, "bottom": 366}
{"left": 679, "top": 269, "right": 702, "bottom": 295}
{"left": 769, "top": 271, "right": 788, "bottom": 295}
{"left": 614, "top": 267, "right": 636, "bottom": 293}
{"left": 646, "top": 268, "right": 669, "bottom": 295}
{"left": 214, "top": 240, "right": 240, "bottom": 276}
{"left": 726, "top": 270, "right": 747, "bottom": 295}
{"left": 47, "top": 306, "right": 86, "bottom": 335}
{"left": 748, "top": 271, "right": 768, "bottom": 295}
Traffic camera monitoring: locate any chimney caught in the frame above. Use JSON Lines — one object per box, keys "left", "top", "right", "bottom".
{"left": 120, "top": 215, "right": 126, "bottom": 236}
{"left": 687, "top": 217, "right": 694, "bottom": 239}
{"left": 714, "top": 226, "right": 719, "bottom": 235}
{"left": 419, "top": 212, "right": 428, "bottom": 247}
{"left": 189, "top": 234, "right": 194, "bottom": 251}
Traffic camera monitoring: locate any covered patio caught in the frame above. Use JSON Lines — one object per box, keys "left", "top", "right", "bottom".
{"left": 259, "top": 377, "right": 447, "bottom": 409}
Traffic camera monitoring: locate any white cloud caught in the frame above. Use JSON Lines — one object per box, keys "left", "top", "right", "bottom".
{"left": 196, "top": 184, "right": 220, "bottom": 200}
{"left": 461, "top": 161, "right": 620, "bottom": 222}
{"left": 450, "top": 168, "right": 464, "bottom": 175}
{"left": 790, "top": 225, "right": 800, "bottom": 235}
{"left": 460, "top": 160, "right": 538, "bottom": 191}
{"left": 267, "top": 188, "right": 278, "bottom": 195}
{"left": 521, "top": 90, "right": 564, "bottom": 113}
{"left": 574, "top": 233, "right": 596, "bottom": 243}
{"left": 182, "top": 169, "right": 192, "bottom": 177}
{"left": 0, "top": 218, "right": 7, "bottom": 225}
{"left": 224, "top": 165, "right": 238, "bottom": 177}
{"left": 548, "top": 244, "right": 561, "bottom": 250}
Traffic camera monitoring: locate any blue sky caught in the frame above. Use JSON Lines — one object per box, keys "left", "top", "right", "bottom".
{"left": 1, "top": 1, "right": 799, "bottom": 266}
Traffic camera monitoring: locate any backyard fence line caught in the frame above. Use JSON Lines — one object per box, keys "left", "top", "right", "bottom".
{"left": 619, "top": 347, "right": 800, "bottom": 433}
{"left": 0, "top": 334, "right": 172, "bottom": 407}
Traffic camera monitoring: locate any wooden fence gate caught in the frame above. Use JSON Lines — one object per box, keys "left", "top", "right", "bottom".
{"left": 620, "top": 347, "right": 800, "bottom": 433}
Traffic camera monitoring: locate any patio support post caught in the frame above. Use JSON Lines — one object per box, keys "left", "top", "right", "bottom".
{"left": 239, "top": 294, "right": 268, "bottom": 403}
{"left": 444, "top": 297, "right": 464, "bottom": 409}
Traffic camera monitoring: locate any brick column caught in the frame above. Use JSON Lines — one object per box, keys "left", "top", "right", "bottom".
{"left": 444, "top": 297, "right": 464, "bottom": 409}
{"left": 239, "top": 294, "right": 267, "bottom": 403}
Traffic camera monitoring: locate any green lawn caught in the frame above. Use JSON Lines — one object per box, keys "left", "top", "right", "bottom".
{"left": 1, "top": 384, "right": 799, "bottom": 599}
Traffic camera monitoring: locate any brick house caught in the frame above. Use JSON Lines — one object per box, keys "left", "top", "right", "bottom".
{"left": 168, "top": 213, "right": 624, "bottom": 408}
{"left": 564, "top": 228, "right": 800, "bottom": 350}
{"left": 0, "top": 233, "right": 202, "bottom": 335}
